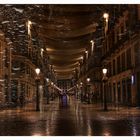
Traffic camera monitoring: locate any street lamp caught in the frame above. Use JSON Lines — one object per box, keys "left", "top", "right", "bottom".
{"left": 90, "top": 40, "right": 94, "bottom": 54}
{"left": 103, "top": 13, "right": 109, "bottom": 37}
{"left": 35, "top": 68, "right": 40, "bottom": 111}
{"left": 41, "top": 48, "right": 44, "bottom": 57}
{"left": 80, "top": 82, "right": 83, "bottom": 102}
{"left": 46, "top": 78, "right": 49, "bottom": 82}
{"left": 86, "top": 78, "right": 91, "bottom": 104}
{"left": 87, "top": 78, "right": 90, "bottom": 82}
{"left": 27, "top": 20, "right": 32, "bottom": 36}
{"left": 51, "top": 82, "right": 54, "bottom": 86}
{"left": 102, "top": 68, "right": 108, "bottom": 111}
{"left": 46, "top": 78, "right": 50, "bottom": 104}
{"left": 102, "top": 68, "right": 107, "bottom": 75}
{"left": 80, "top": 56, "right": 84, "bottom": 63}
{"left": 85, "top": 50, "right": 88, "bottom": 59}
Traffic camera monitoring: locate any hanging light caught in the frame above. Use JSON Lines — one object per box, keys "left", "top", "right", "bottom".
{"left": 90, "top": 40, "right": 94, "bottom": 53}
{"left": 80, "top": 56, "right": 83, "bottom": 59}
{"left": 27, "top": 20, "right": 32, "bottom": 36}
{"left": 103, "top": 13, "right": 109, "bottom": 37}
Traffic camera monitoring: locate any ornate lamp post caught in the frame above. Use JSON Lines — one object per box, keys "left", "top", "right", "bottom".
{"left": 35, "top": 68, "right": 40, "bottom": 111}
{"left": 46, "top": 78, "right": 50, "bottom": 104}
{"left": 102, "top": 68, "right": 108, "bottom": 111}
{"left": 103, "top": 13, "right": 109, "bottom": 37}
{"left": 86, "top": 78, "right": 91, "bottom": 104}
{"left": 80, "top": 82, "right": 83, "bottom": 102}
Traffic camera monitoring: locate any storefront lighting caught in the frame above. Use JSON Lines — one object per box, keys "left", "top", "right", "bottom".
{"left": 131, "top": 75, "right": 135, "bottom": 85}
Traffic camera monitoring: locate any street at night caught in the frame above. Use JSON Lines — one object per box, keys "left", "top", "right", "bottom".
{"left": 0, "top": 3, "right": 140, "bottom": 137}
{"left": 0, "top": 97, "right": 140, "bottom": 136}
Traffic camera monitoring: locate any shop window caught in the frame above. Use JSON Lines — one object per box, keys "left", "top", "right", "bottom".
{"left": 126, "top": 77, "right": 132, "bottom": 106}
{"left": 117, "top": 82, "right": 121, "bottom": 102}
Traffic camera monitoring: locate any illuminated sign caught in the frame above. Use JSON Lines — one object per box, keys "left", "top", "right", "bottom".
{"left": 131, "top": 75, "right": 135, "bottom": 85}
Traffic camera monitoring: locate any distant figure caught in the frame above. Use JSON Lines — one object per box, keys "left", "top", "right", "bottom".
{"left": 62, "top": 94, "right": 67, "bottom": 106}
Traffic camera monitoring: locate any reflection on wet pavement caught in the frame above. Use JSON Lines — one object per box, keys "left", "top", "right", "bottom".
{"left": 0, "top": 97, "right": 140, "bottom": 136}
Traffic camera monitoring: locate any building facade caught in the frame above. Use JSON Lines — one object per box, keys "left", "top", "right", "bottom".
{"left": 77, "top": 5, "right": 140, "bottom": 107}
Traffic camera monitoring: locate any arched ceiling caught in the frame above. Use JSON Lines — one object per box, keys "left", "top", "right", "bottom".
{"left": 0, "top": 4, "right": 122, "bottom": 80}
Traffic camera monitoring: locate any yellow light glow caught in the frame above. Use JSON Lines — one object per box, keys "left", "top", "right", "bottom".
{"left": 46, "top": 78, "right": 49, "bottom": 82}
{"left": 90, "top": 40, "right": 94, "bottom": 43}
{"left": 46, "top": 48, "right": 54, "bottom": 51}
{"left": 102, "top": 68, "right": 107, "bottom": 74}
{"left": 35, "top": 68, "right": 40, "bottom": 75}
{"left": 41, "top": 48, "right": 44, "bottom": 57}
{"left": 27, "top": 20, "right": 32, "bottom": 36}
{"left": 87, "top": 78, "right": 90, "bottom": 82}
{"left": 90, "top": 40, "right": 94, "bottom": 53}
{"left": 28, "top": 20, "right": 32, "bottom": 26}
{"left": 103, "top": 13, "right": 109, "bottom": 20}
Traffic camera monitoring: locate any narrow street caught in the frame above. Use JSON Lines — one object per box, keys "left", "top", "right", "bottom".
{"left": 0, "top": 97, "right": 140, "bottom": 136}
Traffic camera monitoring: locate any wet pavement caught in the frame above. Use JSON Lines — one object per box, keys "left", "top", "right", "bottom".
{"left": 0, "top": 97, "right": 140, "bottom": 136}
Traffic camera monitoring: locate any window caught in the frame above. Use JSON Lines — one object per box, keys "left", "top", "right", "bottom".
{"left": 113, "top": 59, "right": 116, "bottom": 75}
{"left": 122, "top": 52, "right": 126, "bottom": 71}
{"left": 134, "top": 42, "right": 140, "bottom": 65}
{"left": 117, "top": 56, "right": 121, "bottom": 74}
{"left": 126, "top": 48, "right": 132, "bottom": 69}
{"left": 117, "top": 82, "right": 121, "bottom": 102}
